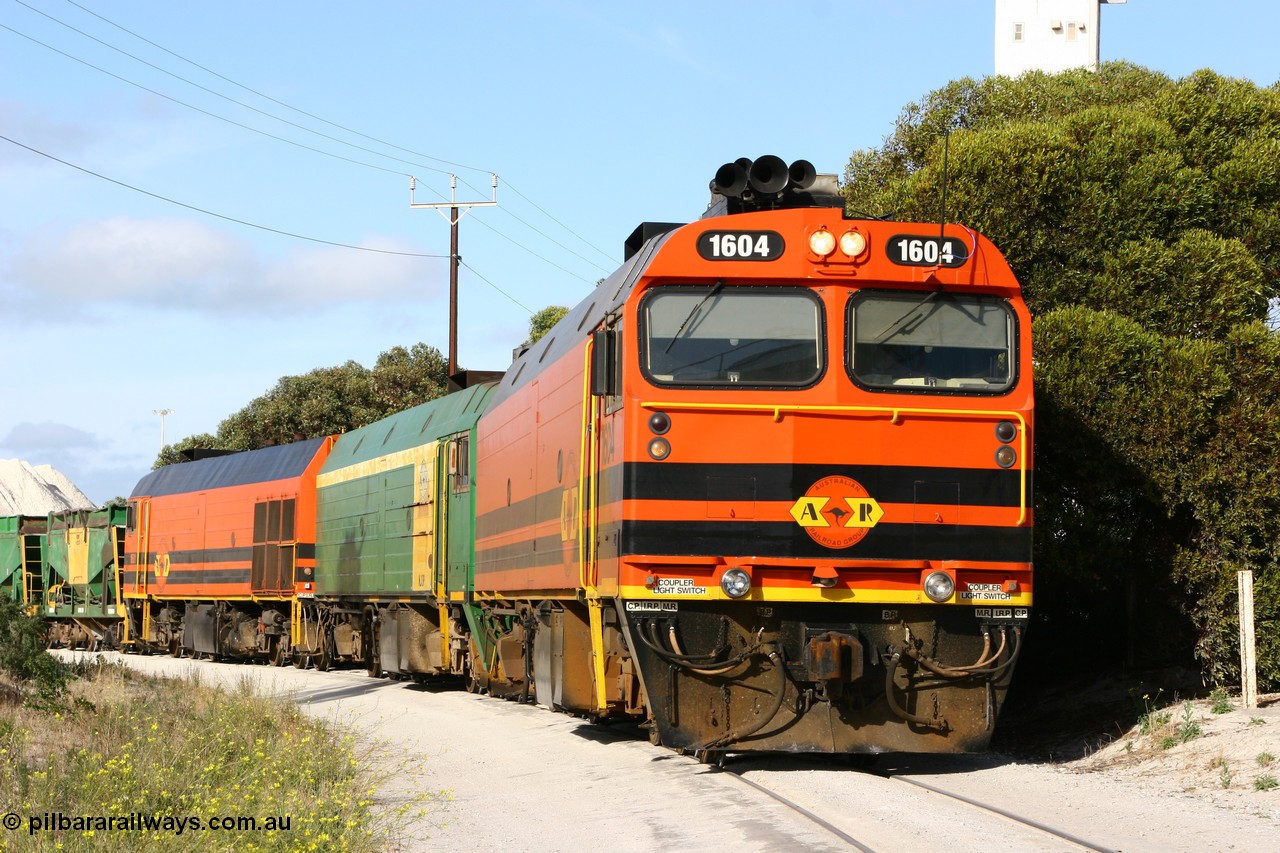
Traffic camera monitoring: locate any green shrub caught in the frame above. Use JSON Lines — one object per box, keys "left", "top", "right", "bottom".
{"left": 0, "top": 598, "right": 71, "bottom": 706}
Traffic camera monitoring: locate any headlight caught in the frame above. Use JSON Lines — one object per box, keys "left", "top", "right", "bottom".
{"left": 648, "top": 438, "right": 671, "bottom": 460}
{"left": 720, "top": 567, "right": 752, "bottom": 599}
{"left": 809, "top": 229, "right": 836, "bottom": 257}
{"left": 839, "top": 230, "right": 867, "bottom": 257}
{"left": 923, "top": 571, "right": 955, "bottom": 603}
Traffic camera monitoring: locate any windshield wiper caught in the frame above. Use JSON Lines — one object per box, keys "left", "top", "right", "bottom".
{"left": 665, "top": 279, "right": 724, "bottom": 353}
{"left": 873, "top": 289, "right": 944, "bottom": 343}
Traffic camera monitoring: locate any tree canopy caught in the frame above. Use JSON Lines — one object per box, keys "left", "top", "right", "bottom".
{"left": 844, "top": 62, "right": 1280, "bottom": 685}
{"left": 156, "top": 343, "right": 449, "bottom": 466}
{"left": 527, "top": 305, "right": 570, "bottom": 345}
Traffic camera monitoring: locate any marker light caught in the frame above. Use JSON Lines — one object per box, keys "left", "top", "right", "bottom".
{"left": 839, "top": 230, "right": 867, "bottom": 257}
{"left": 995, "top": 421, "right": 1017, "bottom": 443}
{"left": 720, "top": 567, "right": 752, "bottom": 599}
{"left": 648, "top": 437, "right": 671, "bottom": 460}
{"left": 809, "top": 229, "right": 836, "bottom": 257}
{"left": 649, "top": 412, "right": 671, "bottom": 435}
{"left": 923, "top": 571, "right": 955, "bottom": 603}
{"left": 995, "top": 445, "right": 1017, "bottom": 469}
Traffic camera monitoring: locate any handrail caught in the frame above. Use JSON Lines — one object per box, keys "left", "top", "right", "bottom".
{"left": 577, "top": 340, "right": 599, "bottom": 592}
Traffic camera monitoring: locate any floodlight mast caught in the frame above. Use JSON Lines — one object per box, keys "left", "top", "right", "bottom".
{"left": 410, "top": 174, "right": 499, "bottom": 379}
{"left": 152, "top": 408, "right": 174, "bottom": 450}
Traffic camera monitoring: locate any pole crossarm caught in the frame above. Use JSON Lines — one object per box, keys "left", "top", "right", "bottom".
{"left": 410, "top": 174, "right": 498, "bottom": 224}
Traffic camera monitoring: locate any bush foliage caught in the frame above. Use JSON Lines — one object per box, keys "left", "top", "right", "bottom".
{"left": 0, "top": 598, "right": 70, "bottom": 706}
{"left": 156, "top": 342, "right": 449, "bottom": 466}
{"left": 844, "top": 63, "right": 1280, "bottom": 686}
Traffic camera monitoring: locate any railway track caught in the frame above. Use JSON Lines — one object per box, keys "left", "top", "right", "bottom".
{"left": 715, "top": 757, "right": 1117, "bottom": 852}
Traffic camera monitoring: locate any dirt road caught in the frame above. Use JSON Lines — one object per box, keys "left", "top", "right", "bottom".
{"left": 60, "top": 652, "right": 1280, "bottom": 852}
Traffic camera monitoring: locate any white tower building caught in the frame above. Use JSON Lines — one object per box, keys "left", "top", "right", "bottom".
{"left": 994, "top": 0, "right": 1126, "bottom": 76}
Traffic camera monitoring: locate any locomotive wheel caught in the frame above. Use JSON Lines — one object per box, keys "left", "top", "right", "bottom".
{"left": 168, "top": 639, "right": 182, "bottom": 658}
{"left": 293, "top": 654, "right": 310, "bottom": 670}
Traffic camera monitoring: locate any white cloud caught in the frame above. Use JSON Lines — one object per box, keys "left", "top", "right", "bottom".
{"left": 7, "top": 216, "right": 250, "bottom": 309}
{"left": 262, "top": 236, "right": 438, "bottom": 303}
{"left": 2, "top": 217, "right": 442, "bottom": 317}
{"left": 1, "top": 422, "right": 100, "bottom": 452}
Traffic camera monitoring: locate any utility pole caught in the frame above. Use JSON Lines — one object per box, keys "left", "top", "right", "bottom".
{"left": 410, "top": 174, "right": 498, "bottom": 379}
{"left": 152, "top": 408, "right": 174, "bottom": 450}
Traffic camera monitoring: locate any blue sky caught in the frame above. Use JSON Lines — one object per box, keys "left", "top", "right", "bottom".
{"left": 1, "top": 0, "right": 1276, "bottom": 504}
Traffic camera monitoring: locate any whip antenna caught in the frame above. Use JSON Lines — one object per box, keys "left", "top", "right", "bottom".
{"left": 938, "top": 130, "right": 950, "bottom": 244}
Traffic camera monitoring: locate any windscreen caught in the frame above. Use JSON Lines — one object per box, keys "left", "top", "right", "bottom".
{"left": 641, "top": 286, "right": 823, "bottom": 387}
{"left": 848, "top": 291, "right": 1015, "bottom": 392}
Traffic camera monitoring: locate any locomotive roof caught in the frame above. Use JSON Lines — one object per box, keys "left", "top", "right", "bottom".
{"left": 129, "top": 436, "right": 331, "bottom": 498}
{"left": 321, "top": 382, "right": 496, "bottom": 474}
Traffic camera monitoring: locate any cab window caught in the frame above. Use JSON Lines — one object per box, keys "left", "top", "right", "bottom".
{"left": 640, "top": 285, "right": 824, "bottom": 388}
{"left": 848, "top": 291, "right": 1015, "bottom": 393}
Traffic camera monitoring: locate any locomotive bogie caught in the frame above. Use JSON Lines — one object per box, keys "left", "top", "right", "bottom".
{"left": 620, "top": 601, "right": 1019, "bottom": 753}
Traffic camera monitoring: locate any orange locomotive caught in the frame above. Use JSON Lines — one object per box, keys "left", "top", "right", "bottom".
{"left": 120, "top": 438, "right": 335, "bottom": 661}
{"left": 469, "top": 157, "right": 1033, "bottom": 757}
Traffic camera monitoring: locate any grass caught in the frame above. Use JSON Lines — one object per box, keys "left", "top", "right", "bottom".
{"left": 1136, "top": 689, "right": 1171, "bottom": 736}
{"left": 1157, "top": 702, "right": 1203, "bottom": 751}
{"left": 0, "top": 657, "right": 421, "bottom": 852}
{"left": 1210, "top": 756, "right": 1233, "bottom": 789}
{"left": 1209, "top": 687, "right": 1234, "bottom": 715}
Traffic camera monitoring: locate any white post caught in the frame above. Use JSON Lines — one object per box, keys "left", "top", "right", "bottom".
{"left": 1238, "top": 569, "right": 1258, "bottom": 709}
{"left": 152, "top": 409, "right": 174, "bottom": 451}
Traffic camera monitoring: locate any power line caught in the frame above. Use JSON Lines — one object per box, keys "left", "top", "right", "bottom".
{"left": 0, "top": 21, "right": 419, "bottom": 179}
{"left": 1, "top": 132, "right": 545, "bottom": 311}
{"left": 459, "top": 261, "right": 533, "bottom": 314}
{"left": 502, "top": 178, "right": 617, "bottom": 267}
{"left": 468, "top": 215, "right": 600, "bottom": 285}
{"left": 59, "top": 0, "right": 493, "bottom": 177}
{"left": 2, "top": 17, "right": 613, "bottom": 273}
{"left": 13, "top": 0, "right": 457, "bottom": 177}
{"left": 0, "top": 132, "right": 446, "bottom": 258}
{"left": 47, "top": 0, "right": 617, "bottom": 269}
{"left": 4, "top": 3, "right": 618, "bottom": 291}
